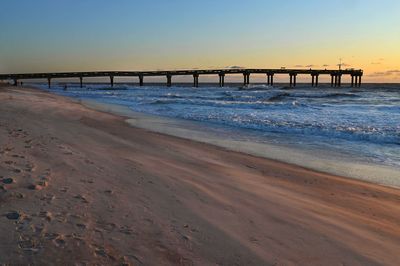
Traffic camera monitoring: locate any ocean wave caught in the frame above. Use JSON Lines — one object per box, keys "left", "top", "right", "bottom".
{"left": 164, "top": 93, "right": 182, "bottom": 99}
{"left": 266, "top": 93, "right": 290, "bottom": 102}
{"left": 290, "top": 92, "right": 359, "bottom": 99}
{"left": 196, "top": 114, "right": 400, "bottom": 145}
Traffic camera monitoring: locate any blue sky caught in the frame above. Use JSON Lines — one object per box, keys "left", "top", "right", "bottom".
{"left": 1, "top": 0, "right": 399, "bottom": 81}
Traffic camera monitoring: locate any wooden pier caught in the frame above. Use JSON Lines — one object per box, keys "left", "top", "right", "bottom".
{"left": 0, "top": 68, "right": 363, "bottom": 88}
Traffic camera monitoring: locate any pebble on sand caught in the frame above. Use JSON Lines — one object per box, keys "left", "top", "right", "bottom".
{"left": 6, "top": 211, "right": 20, "bottom": 220}
{"left": 2, "top": 178, "right": 14, "bottom": 184}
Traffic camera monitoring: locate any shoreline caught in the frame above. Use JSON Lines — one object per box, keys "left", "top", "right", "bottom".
{"left": 81, "top": 99, "right": 400, "bottom": 189}
{"left": 1, "top": 85, "right": 400, "bottom": 265}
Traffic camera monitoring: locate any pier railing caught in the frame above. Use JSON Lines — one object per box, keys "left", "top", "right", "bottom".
{"left": 0, "top": 68, "right": 363, "bottom": 88}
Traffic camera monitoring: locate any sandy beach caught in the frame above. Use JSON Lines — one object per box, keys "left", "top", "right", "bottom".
{"left": 1, "top": 84, "right": 400, "bottom": 265}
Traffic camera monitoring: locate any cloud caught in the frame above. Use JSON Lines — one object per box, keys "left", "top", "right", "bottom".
{"left": 367, "top": 69, "right": 400, "bottom": 77}
{"left": 337, "top": 63, "right": 351, "bottom": 67}
{"left": 387, "top": 69, "right": 400, "bottom": 73}
{"left": 322, "top": 64, "right": 329, "bottom": 67}
{"left": 368, "top": 72, "right": 388, "bottom": 77}
{"left": 371, "top": 58, "right": 385, "bottom": 65}
{"left": 225, "top": 65, "right": 245, "bottom": 69}
{"left": 294, "top": 64, "right": 304, "bottom": 67}
{"left": 305, "top": 64, "right": 315, "bottom": 68}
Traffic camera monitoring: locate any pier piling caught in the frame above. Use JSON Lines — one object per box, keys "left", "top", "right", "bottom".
{"left": 193, "top": 74, "right": 199, "bottom": 87}
{"left": 312, "top": 74, "right": 319, "bottom": 87}
{"left": 219, "top": 73, "right": 225, "bottom": 87}
{"left": 290, "top": 74, "right": 297, "bottom": 87}
{"left": 139, "top": 75, "right": 143, "bottom": 86}
{"left": 267, "top": 73, "right": 274, "bottom": 86}
{"left": 193, "top": 73, "right": 199, "bottom": 88}
{"left": 243, "top": 73, "right": 250, "bottom": 86}
{"left": 292, "top": 74, "right": 297, "bottom": 87}
{"left": 167, "top": 75, "right": 172, "bottom": 87}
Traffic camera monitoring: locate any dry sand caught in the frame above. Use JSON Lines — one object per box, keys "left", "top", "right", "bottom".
{"left": 0, "top": 85, "right": 400, "bottom": 265}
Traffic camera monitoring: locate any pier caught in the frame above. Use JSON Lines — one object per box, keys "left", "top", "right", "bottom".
{"left": 0, "top": 68, "right": 363, "bottom": 88}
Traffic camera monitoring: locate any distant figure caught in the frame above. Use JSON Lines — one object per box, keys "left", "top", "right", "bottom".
{"left": 21, "top": 82, "right": 23, "bottom": 86}
{"left": 63, "top": 85, "right": 67, "bottom": 91}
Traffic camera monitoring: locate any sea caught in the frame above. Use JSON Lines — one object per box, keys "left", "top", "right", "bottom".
{"left": 35, "top": 82, "right": 400, "bottom": 186}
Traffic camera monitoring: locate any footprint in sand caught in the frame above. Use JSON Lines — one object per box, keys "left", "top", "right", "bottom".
{"left": 40, "top": 194, "right": 56, "bottom": 203}
{"left": 9, "top": 192, "right": 25, "bottom": 199}
{"left": 38, "top": 172, "right": 51, "bottom": 181}
{"left": 25, "top": 163, "right": 36, "bottom": 172}
{"left": 80, "top": 179, "right": 94, "bottom": 184}
{"left": 119, "top": 226, "right": 134, "bottom": 235}
{"left": 84, "top": 159, "right": 94, "bottom": 165}
{"left": 76, "top": 223, "right": 87, "bottom": 230}
{"left": 39, "top": 211, "right": 53, "bottom": 222}
{"left": 44, "top": 232, "right": 60, "bottom": 240}
{"left": 96, "top": 221, "right": 117, "bottom": 232}
{"left": 18, "top": 237, "right": 40, "bottom": 253}
{"left": 26, "top": 175, "right": 50, "bottom": 191}
{"left": 31, "top": 224, "right": 45, "bottom": 235}
{"left": 12, "top": 154, "right": 25, "bottom": 159}
{"left": 13, "top": 168, "right": 22, "bottom": 174}
{"left": 43, "top": 233, "right": 67, "bottom": 248}
{"left": 4, "top": 147, "right": 13, "bottom": 152}
{"left": 53, "top": 235, "right": 67, "bottom": 248}
{"left": 28, "top": 184, "right": 45, "bottom": 191}
{"left": 68, "top": 213, "right": 84, "bottom": 220}
{"left": 92, "top": 245, "right": 116, "bottom": 261}
{"left": 58, "top": 145, "right": 74, "bottom": 155}
{"left": 74, "top": 194, "right": 89, "bottom": 204}
{"left": 38, "top": 180, "right": 49, "bottom": 188}
{"left": 15, "top": 215, "right": 33, "bottom": 232}
{"left": 104, "top": 189, "right": 113, "bottom": 195}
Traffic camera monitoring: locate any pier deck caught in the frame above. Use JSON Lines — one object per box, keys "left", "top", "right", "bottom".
{"left": 0, "top": 68, "right": 363, "bottom": 88}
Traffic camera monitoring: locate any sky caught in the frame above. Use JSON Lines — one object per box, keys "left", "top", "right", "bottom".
{"left": 0, "top": 0, "right": 399, "bottom": 82}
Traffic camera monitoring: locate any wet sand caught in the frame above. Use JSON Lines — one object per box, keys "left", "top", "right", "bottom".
{"left": 1, "top": 85, "right": 400, "bottom": 265}
{"left": 83, "top": 99, "right": 400, "bottom": 188}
